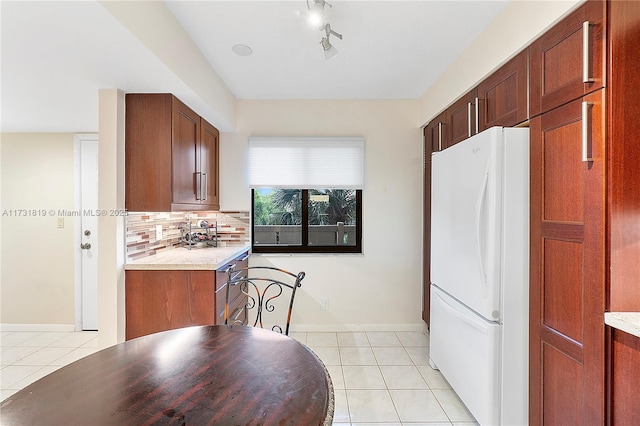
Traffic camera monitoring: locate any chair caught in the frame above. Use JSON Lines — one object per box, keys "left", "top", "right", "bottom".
{"left": 224, "top": 266, "right": 305, "bottom": 335}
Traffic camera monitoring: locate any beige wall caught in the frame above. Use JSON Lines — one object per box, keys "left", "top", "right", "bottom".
{"left": 0, "top": 133, "right": 76, "bottom": 325}
{"left": 97, "top": 89, "right": 127, "bottom": 347}
{"left": 221, "top": 100, "right": 425, "bottom": 330}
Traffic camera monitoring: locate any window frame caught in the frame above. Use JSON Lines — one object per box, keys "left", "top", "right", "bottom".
{"left": 251, "top": 189, "right": 362, "bottom": 254}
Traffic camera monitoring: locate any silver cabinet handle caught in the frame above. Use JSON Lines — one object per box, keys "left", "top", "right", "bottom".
{"left": 582, "top": 101, "right": 593, "bottom": 162}
{"left": 195, "top": 172, "right": 202, "bottom": 200}
{"left": 202, "top": 172, "right": 207, "bottom": 201}
{"left": 467, "top": 102, "right": 473, "bottom": 138}
{"left": 583, "top": 21, "right": 594, "bottom": 83}
{"left": 437, "top": 122, "right": 443, "bottom": 151}
{"left": 475, "top": 97, "right": 480, "bottom": 135}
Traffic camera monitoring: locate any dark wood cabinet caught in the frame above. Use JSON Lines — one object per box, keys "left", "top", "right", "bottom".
{"left": 529, "top": 0, "right": 606, "bottom": 117}
{"left": 125, "top": 93, "right": 220, "bottom": 212}
{"left": 215, "top": 252, "right": 249, "bottom": 325}
{"left": 477, "top": 48, "right": 529, "bottom": 130}
{"left": 422, "top": 125, "right": 432, "bottom": 326}
{"left": 610, "top": 328, "right": 640, "bottom": 425}
{"left": 125, "top": 269, "right": 215, "bottom": 340}
{"left": 424, "top": 111, "right": 448, "bottom": 153}
{"left": 125, "top": 251, "right": 249, "bottom": 340}
{"left": 529, "top": 89, "right": 606, "bottom": 425}
{"left": 171, "top": 98, "right": 201, "bottom": 206}
{"left": 447, "top": 89, "right": 478, "bottom": 146}
{"left": 201, "top": 120, "right": 220, "bottom": 208}
{"left": 607, "top": 0, "right": 640, "bottom": 312}
{"left": 425, "top": 47, "right": 529, "bottom": 158}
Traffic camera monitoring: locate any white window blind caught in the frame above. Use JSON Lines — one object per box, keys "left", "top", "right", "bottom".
{"left": 248, "top": 137, "right": 365, "bottom": 189}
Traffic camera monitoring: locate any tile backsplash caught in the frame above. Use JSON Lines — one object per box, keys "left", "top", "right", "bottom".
{"left": 126, "top": 211, "right": 250, "bottom": 261}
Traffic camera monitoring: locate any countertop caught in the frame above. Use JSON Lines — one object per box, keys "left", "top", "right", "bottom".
{"left": 605, "top": 312, "right": 640, "bottom": 339}
{"left": 124, "top": 244, "right": 250, "bottom": 271}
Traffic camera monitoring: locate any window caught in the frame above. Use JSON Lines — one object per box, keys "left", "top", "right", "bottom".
{"left": 248, "top": 137, "right": 364, "bottom": 254}
{"left": 252, "top": 188, "right": 362, "bottom": 253}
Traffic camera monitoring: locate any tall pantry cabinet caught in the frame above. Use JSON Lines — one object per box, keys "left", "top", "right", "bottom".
{"left": 528, "top": 1, "right": 607, "bottom": 424}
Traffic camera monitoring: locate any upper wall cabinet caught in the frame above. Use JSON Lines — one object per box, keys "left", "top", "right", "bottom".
{"left": 425, "top": 111, "right": 449, "bottom": 153}
{"left": 448, "top": 89, "right": 479, "bottom": 146}
{"left": 425, "top": 48, "right": 529, "bottom": 152}
{"left": 529, "top": 0, "right": 606, "bottom": 117}
{"left": 477, "top": 48, "right": 529, "bottom": 130}
{"left": 125, "top": 94, "right": 220, "bottom": 212}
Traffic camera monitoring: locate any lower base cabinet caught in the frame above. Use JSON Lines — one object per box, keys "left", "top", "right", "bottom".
{"left": 610, "top": 329, "right": 640, "bottom": 425}
{"left": 125, "top": 270, "right": 215, "bottom": 340}
{"left": 125, "top": 252, "right": 249, "bottom": 340}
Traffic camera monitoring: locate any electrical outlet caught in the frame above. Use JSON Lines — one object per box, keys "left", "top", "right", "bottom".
{"left": 156, "top": 224, "right": 163, "bottom": 240}
{"left": 320, "top": 298, "right": 329, "bottom": 311}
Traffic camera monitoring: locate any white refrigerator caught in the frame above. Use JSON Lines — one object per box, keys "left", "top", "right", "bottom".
{"left": 430, "top": 127, "right": 529, "bottom": 426}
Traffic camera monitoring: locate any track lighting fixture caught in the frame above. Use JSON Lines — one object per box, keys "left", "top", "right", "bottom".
{"left": 320, "top": 23, "right": 342, "bottom": 60}
{"left": 306, "top": 0, "right": 331, "bottom": 26}
{"left": 306, "top": 0, "right": 342, "bottom": 60}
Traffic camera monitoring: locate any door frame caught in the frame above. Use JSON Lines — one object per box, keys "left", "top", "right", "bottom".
{"left": 74, "top": 133, "right": 99, "bottom": 331}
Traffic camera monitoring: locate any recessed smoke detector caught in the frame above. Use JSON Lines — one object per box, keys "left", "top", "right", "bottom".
{"left": 232, "top": 44, "right": 253, "bottom": 57}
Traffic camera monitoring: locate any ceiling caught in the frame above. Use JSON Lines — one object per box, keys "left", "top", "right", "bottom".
{"left": 1, "top": 1, "right": 508, "bottom": 133}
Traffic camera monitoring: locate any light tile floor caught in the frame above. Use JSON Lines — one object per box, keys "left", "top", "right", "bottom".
{"left": 1, "top": 329, "right": 478, "bottom": 425}
{"left": 1, "top": 330, "right": 100, "bottom": 401}
{"left": 289, "top": 330, "right": 478, "bottom": 425}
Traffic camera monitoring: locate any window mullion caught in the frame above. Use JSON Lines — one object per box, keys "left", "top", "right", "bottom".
{"left": 301, "top": 190, "right": 309, "bottom": 247}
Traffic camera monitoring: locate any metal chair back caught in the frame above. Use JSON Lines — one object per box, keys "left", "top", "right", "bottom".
{"left": 225, "top": 266, "right": 305, "bottom": 335}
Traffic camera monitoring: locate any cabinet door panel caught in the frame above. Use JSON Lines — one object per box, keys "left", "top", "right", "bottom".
{"left": 172, "top": 98, "right": 200, "bottom": 206}
{"left": 448, "top": 90, "right": 477, "bottom": 146}
{"left": 201, "top": 119, "right": 220, "bottom": 210}
{"left": 529, "top": 90, "right": 605, "bottom": 424}
{"left": 478, "top": 49, "right": 528, "bottom": 130}
{"left": 125, "top": 270, "right": 215, "bottom": 340}
{"left": 529, "top": 0, "right": 605, "bottom": 117}
{"left": 425, "top": 112, "right": 447, "bottom": 153}
{"left": 125, "top": 94, "right": 173, "bottom": 212}
{"left": 611, "top": 329, "right": 640, "bottom": 424}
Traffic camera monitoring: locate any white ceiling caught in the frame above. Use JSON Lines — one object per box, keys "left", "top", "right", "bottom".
{"left": 1, "top": 0, "right": 507, "bottom": 133}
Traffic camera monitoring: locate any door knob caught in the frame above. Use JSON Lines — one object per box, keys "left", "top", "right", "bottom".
{"left": 81, "top": 243, "right": 91, "bottom": 250}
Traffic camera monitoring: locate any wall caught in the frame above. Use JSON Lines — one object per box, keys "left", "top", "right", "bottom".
{"left": 0, "top": 133, "right": 76, "bottom": 326}
{"left": 97, "top": 89, "right": 126, "bottom": 347}
{"left": 221, "top": 100, "right": 424, "bottom": 331}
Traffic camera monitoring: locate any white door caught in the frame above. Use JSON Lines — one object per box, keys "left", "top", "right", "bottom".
{"left": 80, "top": 138, "right": 98, "bottom": 330}
{"left": 430, "top": 127, "right": 503, "bottom": 320}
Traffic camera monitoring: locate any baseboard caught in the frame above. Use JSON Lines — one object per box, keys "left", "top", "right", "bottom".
{"left": 0, "top": 323, "right": 76, "bottom": 332}
{"left": 290, "top": 323, "right": 428, "bottom": 333}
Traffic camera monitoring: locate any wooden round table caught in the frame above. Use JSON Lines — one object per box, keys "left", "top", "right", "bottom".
{"left": 0, "top": 325, "right": 334, "bottom": 425}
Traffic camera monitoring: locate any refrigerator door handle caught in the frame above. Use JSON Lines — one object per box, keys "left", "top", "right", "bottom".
{"left": 433, "top": 289, "right": 489, "bottom": 334}
{"left": 476, "top": 168, "right": 489, "bottom": 289}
